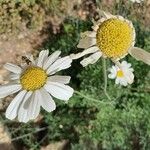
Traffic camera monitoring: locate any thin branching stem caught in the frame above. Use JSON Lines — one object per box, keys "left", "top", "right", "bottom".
{"left": 32, "top": 134, "right": 48, "bottom": 150}
{"left": 11, "top": 126, "right": 49, "bottom": 142}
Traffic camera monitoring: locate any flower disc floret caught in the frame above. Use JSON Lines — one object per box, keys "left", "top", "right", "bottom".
{"left": 20, "top": 67, "right": 47, "bottom": 91}
{"left": 96, "top": 18, "right": 133, "bottom": 59}
{"left": 117, "top": 70, "right": 124, "bottom": 77}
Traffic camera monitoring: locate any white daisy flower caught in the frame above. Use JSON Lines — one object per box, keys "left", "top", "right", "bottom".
{"left": 108, "top": 61, "right": 134, "bottom": 86}
{"left": 0, "top": 50, "right": 74, "bottom": 123}
{"left": 129, "top": 0, "right": 144, "bottom": 3}
{"left": 70, "top": 11, "right": 150, "bottom": 67}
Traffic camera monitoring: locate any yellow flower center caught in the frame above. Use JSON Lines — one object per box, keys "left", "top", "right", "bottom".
{"left": 117, "top": 70, "right": 124, "bottom": 77}
{"left": 96, "top": 18, "right": 133, "bottom": 59}
{"left": 20, "top": 66, "right": 47, "bottom": 91}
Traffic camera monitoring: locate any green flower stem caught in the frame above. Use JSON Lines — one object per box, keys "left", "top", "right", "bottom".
{"left": 74, "top": 90, "right": 114, "bottom": 105}
{"left": 102, "top": 58, "right": 111, "bottom": 101}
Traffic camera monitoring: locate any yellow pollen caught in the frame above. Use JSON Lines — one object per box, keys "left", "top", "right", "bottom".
{"left": 96, "top": 18, "right": 133, "bottom": 59}
{"left": 20, "top": 67, "right": 47, "bottom": 91}
{"left": 117, "top": 70, "right": 124, "bottom": 77}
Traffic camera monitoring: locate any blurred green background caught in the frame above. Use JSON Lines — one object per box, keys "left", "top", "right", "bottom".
{"left": 0, "top": 0, "right": 150, "bottom": 150}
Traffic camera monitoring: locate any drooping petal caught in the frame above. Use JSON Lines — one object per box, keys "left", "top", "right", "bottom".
{"left": 0, "top": 84, "right": 22, "bottom": 98}
{"left": 46, "top": 56, "right": 72, "bottom": 75}
{"left": 111, "top": 60, "right": 122, "bottom": 69}
{"left": 44, "top": 82, "right": 74, "bottom": 101}
{"left": 92, "top": 24, "right": 99, "bottom": 32}
{"left": 98, "top": 10, "right": 114, "bottom": 19}
{"left": 39, "top": 88, "right": 56, "bottom": 112}
{"left": 37, "top": 50, "right": 49, "bottom": 67}
{"left": 81, "top": 31, "right": 96, "bottom": 38}
{"left": 70, "top": 46, "right": 99, "bottom": 60}
{"left": 77, "top": 36, "right": 96, "bottom": 49}
{"left": 43, "top": 51, "right": 61, "bottom": 70}
{"left": 47, "top": 75, "right": 71, "bottom": 84}
{"left": 5, "top": 90, "right": 27, "bottom": 120}
{"left": 17, "top": 91, "right": 33, "bottom": 123}
{"left": 80, "top": 51, "right": 102, "bottom": 67}
{"left": 4, "top": 63, "right": 22, "bottom": 74}
{"left": 129, "top": 47, "right": 150, "bottom": 65}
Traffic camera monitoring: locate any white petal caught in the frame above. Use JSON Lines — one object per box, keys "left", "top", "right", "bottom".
{"left": 43, "top": 51, "right": 61, "bottom": 70}
{"left": 17, "top": 91, "right": 33, "bottom": 123}
{"left": 26, "top": 91, "right": 41, "bottom": 120}
{"left": 115, "top": 78, "right": 120, "bottom": 85}
{"left": 108, "top": 73, "right": 116, "bottom": 79}
{"left": 121, "top": 61, "right": 132, "bottom": 69}
{"left": 10, "top": 73, "right": 20, "bottom": 80}
{"left": 120, "top": 61, "right": 134, "bottom": 72}
{"left": 129, "top": 47, "right": 150, "bottom": 65}
{"left": 46, "top": 56, "right": 72, "bottom": 75}
{"left": 80, "top": 51, "right": 102, "bottom": 67}
{"left": 44, "top": 82, "right": 74, "bottom": 101}
{"left": 124, "top": 71, "right": 134, "bottom": 84}
{"left": 37, "top": 50, "right": 49, "bottom": 67}
{"left": 108, "top": 66, "right": 117, "bottom": 79}
{"left": 70, "top": 46, "right": 99, "bottom": 60}
{"left": 5, "top": 90, "right": 27, "bottom": 120}
{"left": 128, "top": 68, "right": 134, "bottom": 72}
{"left": 39, "top": 88, "right": 56, "bottom": 112}
{"left": 4, "top": 63, "right": 22, "bottom": 74}
{"left": 0, "top": 84, "right": 22, "bottom": 98}
{"left": 121, "top": 61, "right": 128, "bottom": 66}
{"left": 48, "top": 75, "right": 71, "bottom": 84}
{"left": 77, "top": 36, "right": 96, "bottom": 49}
{"left": 109, "top": 66, "right": 117, "bottom": 74}
{"left": 127, "top": 63, "right": 132, "bottom": 68}
{"left": 120, "top": 79, "right": 128, "bottom": 86}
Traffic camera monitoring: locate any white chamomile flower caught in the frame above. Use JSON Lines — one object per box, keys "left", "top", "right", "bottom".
{"left": 0, "top": 50, "right": 74, "bottom": 123}
{"left": 70, "top": 11, "right": 150, "bottom": 67}
{"left": 130, "top": 0, "right": 144, "bottom": 3}
{"left": 108, "top": 61, "right": 134, "bottom": 86}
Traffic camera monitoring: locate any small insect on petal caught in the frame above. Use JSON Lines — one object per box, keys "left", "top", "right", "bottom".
{"left": 1, "top": 50, "right": 74, "bottom": 123}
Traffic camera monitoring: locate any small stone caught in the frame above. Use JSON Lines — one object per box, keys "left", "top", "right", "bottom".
{"left": 0, "top": 123, "right": 14, "bottom": 150}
